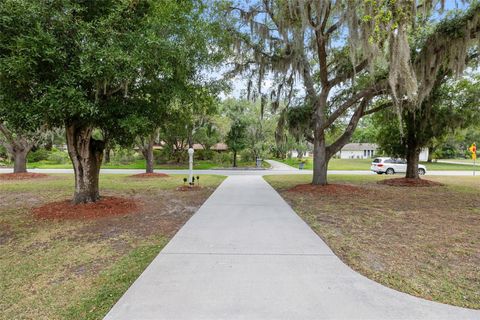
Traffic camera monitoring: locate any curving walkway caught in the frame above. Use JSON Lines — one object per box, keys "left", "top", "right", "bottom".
{"left": 265, "top": 159, "right": 299, "bottom": 170}
{"left": 104, "top": 176, "right": 479, "bottom": 320}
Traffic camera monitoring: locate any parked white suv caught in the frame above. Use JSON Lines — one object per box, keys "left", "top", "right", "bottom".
{"left": 371, "top": 157, "right": 427, "bottom": 175}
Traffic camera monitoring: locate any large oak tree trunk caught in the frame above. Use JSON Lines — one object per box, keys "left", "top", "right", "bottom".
{"left": 406, "top": 147, "right": 420, "bottom": 179}
{"left": 141, "top": 138, "right": 155, "bottom": 174}
{"left": 0, "top": 123, "right": 33, "bottom": 174}
{"left": 405, "top": 125, "right": 420, "bottom": 179}
{"left": 66, "top": 123, "right": 105, "bottom": 204}
{"left": 233, "top": 150, "right": 237, "bottom": 167}
{"left": 312, "top": 134, "right": 328, "bottom": 185}
{"left": 404, "top": 109, "right": 421, "bottom": 179}
{"left": 13, "top": 149, "right": 28, "bottom": 173}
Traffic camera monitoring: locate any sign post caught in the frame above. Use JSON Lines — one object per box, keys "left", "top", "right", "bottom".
{"left": 469, "top": 143, "right": 477, "bottom": 176}
{"left": 188, "top": 147, "right": 194, "bottom": 185}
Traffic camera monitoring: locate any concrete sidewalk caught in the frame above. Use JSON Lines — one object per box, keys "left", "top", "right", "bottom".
{"left": 265, "top": 159, "right": 298, "bottom": 171}
{"left": 104, "top": 176, "right": 478, "bottom": 320}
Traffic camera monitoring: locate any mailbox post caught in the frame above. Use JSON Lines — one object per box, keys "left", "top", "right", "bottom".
{"left": 188, "top": 147, "right": 194, "bottom": 184}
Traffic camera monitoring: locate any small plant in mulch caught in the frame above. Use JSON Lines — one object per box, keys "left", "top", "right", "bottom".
{"left": 33, "top": 196, "right": 139, "bottom": 220}
{"left": 0, "top": 172, "right": 48, "bottom": 180}
{"left": 286, "top": 183, "right": 367, "bottom": 195}
{"left": 129, "top": 173, "right": 169, "bottom": 179}
{"left": 378, "top": 178, "right": 444, "bottom": 187}
{"left": 178, "top": 176, "right": 202, "bottom": 191}
{"left": 176, "top": 185, "right": 202, "bottom": 191}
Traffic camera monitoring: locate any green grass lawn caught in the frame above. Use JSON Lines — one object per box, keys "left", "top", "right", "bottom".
{"left": 437, "top": 158, "right": 479, "bottom": 164}
{"left": 264, "top": 174, "right": 480, "bottom": 309}
{"left": 23, "top": 159, "right": 218, "bottom": 170}
{"left": 17, "top": 159, "right": 271, "bottom": 170}
{"left": 0, "top": 174, "right": 225, "bottom": 320}
{"left": 278, "top": 157, "right": 478, "bottom": 171}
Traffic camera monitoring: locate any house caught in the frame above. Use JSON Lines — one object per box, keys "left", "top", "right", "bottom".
{"left": 335, "top": 143, "right": 429, "bottom": 161}
{"left": 336, "top": 143, "right": 377, "bottom": 159}
{"left": 153, "top": 142, "right": 228, "bottom": 152}
{"left": 289, "top": 150, "right": 312, "bottom": 158}
{"left": 191, "top": 143, "right": 228, "bottom": 152}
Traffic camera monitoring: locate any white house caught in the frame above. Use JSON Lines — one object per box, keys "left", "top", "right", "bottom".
{"left": 335, "top": 143, "right": 429, "bottom": 161}
{"left": 289, "top": 150, "right": 312, "bottom": 158}
{"left": 336, "top": 143, "right": 377, "bottom": 159}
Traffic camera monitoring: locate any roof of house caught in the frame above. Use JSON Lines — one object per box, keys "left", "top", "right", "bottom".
{"left": 341, "top": 143, "right": 377, "bottom": 151}
{"left": 192, "top": 143, "right": 228, "bottom": 151}
{"left": 154, "top": 142, "right": 228, "bottom": 151}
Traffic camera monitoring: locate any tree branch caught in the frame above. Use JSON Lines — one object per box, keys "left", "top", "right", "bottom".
{"left": 326, "top": 96, "right": 371, "bottom": 157}
{"left": 322, "top": 87, "right": 375, "bottom": 131}
{"left": 329, "top": 59, "right": 369, "bottom": 87}
{"left": 362, "top": 100, "right": 393, "bottom": 116}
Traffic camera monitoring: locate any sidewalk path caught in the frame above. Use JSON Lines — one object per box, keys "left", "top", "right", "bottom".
{"left": 265, "top": 159, "right": 298, "bottom": 170}
{"left": 104, "top": 176, "right": 479, "bottom": 320}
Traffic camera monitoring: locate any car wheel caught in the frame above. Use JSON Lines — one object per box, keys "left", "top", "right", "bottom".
{"left": 386, "top": 168, "right": 395, "bottom": 175}
{"left": 418, "top": 168, "right": 426, "bottom": 175}
{"left": 376, "top": 172, "right": 383, "bottom": 175}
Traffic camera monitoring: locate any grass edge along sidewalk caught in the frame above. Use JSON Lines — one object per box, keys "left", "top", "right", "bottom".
{"left": 0, "top": 174, "right": 225, "bottom": 320}
{"left": 264, "top": 174, "right": 480, "bottom": 310}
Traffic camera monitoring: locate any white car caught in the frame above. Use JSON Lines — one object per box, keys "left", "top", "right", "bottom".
{"left": 371, "top": 157, "right": 427, "bottom": 175}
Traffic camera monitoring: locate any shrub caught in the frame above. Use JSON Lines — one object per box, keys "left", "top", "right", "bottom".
{"left": 112, "top": 148, "right": 141, "bottom": 164}
{"left": 27, "top": 148, "right": 50, "bottom": 162}
{"left": 195, "top": 149, "right": 214, "bottom": 161}
{"left": 212, "top": 152, "right": 231, "bottom": 166}
{"left": 0, "top": 145, "right": 8, "bottom": 161}
{"left": 239, "top": 149, "right": 255, "bottom": 162}
{"left": 47, "top": 149, "right": 70, "bottom": 164}
{"left": 154, "top": 149, "right": 172, "bottom": 164}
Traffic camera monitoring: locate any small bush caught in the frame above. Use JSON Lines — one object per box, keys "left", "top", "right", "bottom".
{"left": 195, "top": 149, "right": 214, "bottom": 161}
{"left": 239, "top": 149, "right": 255, "bottom": 162}
{"left": 0, "top": 145, "right": 8, "bottom": 160}
{"left": 154, "top": 149, "right": 172, "bottom": 164}
{"left": 112, "top": 148, "right": 141, "bottom": 164}
{"left": 27, "top": 148, "right": 50, "bottom": 162}
{"left": 212, "top": 152, "right": 231, "bottom": 166}
{"left": 47, "top": 149, "right": 70, "bottom": 164}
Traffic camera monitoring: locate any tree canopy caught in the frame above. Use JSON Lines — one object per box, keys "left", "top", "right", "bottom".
{"left": 226, "top": 0, "right": 480, "bottom": 183}
{"left": 0, "top": 0, "right": 228, "bottom": 202}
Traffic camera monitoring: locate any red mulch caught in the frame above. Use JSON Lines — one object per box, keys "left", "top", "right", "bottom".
{"left": 0, "top": 172, "right": 48, "bottom": 180}
{"left": 33, "top": 196, "right": 139, "bottom": 220}
{"left": 378, "top": 178, "right": 444, "bottom": 187}
{"left": 129, "top": 173, "right": 170, "bottom": 178}
{"left": 286, "top": 183, "right": 367, "bottom": 195}
{"left": 176, "top": 185, "right": 202, "bottom": 192}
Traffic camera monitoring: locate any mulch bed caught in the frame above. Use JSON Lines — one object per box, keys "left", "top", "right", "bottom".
{"left": 286, "top": 183, "right": 367, "bottom": 195}
{"left": 0, "top": 172, "right": 48, "bottom": 180}
{"left": 33, "top": 196, "right": 139, "bottom": 220}
{"left": 129, "top": 173, "right": 170, "bottom": 178}
{"left": 378, "top": 178, "right": 444, "bottom": 187}
{"left": 176, "top": 185, "right": 203, "bottom": 192}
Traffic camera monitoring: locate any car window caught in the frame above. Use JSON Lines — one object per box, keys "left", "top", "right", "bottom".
{"left": 384, "top": 159, "right": 395, "bottom": 163}
{"left": 372, "top": 158, "right": 381, "bottom": 163}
